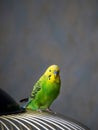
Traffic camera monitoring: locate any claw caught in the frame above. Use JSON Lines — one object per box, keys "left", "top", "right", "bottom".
{"left": 45, "top": 108, "right": 56, "bottom": 114}
{"left": 36, "top": 109, "right": 43, "bottom": 113}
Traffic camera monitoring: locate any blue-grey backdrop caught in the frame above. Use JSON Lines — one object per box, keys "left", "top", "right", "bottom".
{"left": 0, "top": 1, "right": 98, "bottom": 130}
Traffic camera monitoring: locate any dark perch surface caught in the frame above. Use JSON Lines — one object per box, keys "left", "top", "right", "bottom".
{"left": 0, "top": 88, "right": 90, "bottom": 130}
{"left": 0, "top": 110, "right": 90, "bottom": 130}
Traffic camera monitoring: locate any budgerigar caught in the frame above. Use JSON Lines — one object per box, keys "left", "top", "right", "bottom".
{"left": 25, "top": 65, "right": 61, "bottom": 111}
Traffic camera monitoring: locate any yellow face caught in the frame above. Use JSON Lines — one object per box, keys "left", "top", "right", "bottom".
{"left": 44, "top": 65, "right": 60, "bottom": 83}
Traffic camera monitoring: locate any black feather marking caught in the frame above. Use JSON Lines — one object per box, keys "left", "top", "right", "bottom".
{"left": 30, "top": 81, "right": 41, "bottom": 99}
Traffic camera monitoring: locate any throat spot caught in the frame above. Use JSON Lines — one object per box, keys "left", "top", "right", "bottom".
{"left": 48, "top": 75, "right": 51, "bottom": 80}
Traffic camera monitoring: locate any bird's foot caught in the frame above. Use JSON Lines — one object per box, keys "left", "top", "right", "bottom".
{"left": 36, "top": 109, "right": 43, "bottom": 113}
{"left": 45, "top": 108, "right": 56, "bottom": 114}
{"left": 36, "top": 108, "right": 56, "bottom": 114}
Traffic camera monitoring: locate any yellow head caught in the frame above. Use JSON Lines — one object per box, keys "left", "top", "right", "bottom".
{"left": 44, "top": 65, "right": 60, "bottom": 83}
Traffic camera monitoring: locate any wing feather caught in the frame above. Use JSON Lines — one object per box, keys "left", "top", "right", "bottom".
{"left": 30, "top": 80, "right": 42, "bottom": 99}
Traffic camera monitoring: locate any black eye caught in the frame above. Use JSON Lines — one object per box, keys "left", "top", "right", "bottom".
{"left": 49, "top": 70, "right": 51, "bottom": 72}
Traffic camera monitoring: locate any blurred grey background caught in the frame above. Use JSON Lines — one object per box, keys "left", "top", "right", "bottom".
{"left": 0, "top": 0, "right": 98, "bottom": 130}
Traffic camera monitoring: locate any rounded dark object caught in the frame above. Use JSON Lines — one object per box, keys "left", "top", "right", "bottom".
{"left": 0, "top": 88, "right": 24, "bottom": 115}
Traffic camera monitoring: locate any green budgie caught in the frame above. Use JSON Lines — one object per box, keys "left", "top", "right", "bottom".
{"left": 21, "top": 65, "right": 61, "bottom": 112}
